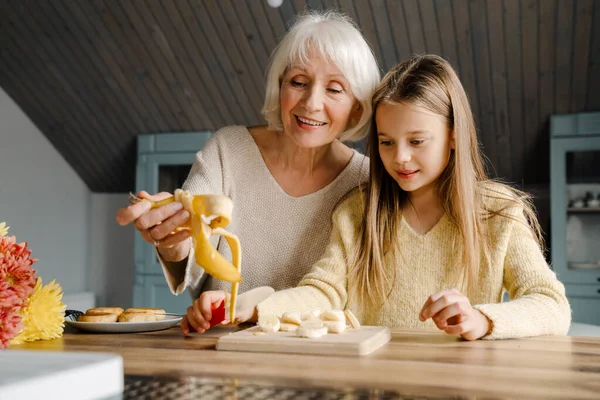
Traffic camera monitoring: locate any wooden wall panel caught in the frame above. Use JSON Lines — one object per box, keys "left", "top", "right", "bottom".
{"left": 161, "top": 0, "right": 229, "bottom": 125}
{"left": 353, "top": 0, "right": 384, "bottom": 65}
{"left": 555, "top": 0, "right": 575, "bottom": 115}
{"left": 571, "top": 0, "right": 594, "bottom": 112}
{"left": 539, "top": 0, "right": 557, "bottom": 127}
{"left": 402, "top": 0, "right": 427, "bottom": 55}
{"left": 102, "top": 0, "right": 191, "bottom": 127}
{"left": 453, "top": 1, "right": 480, "bottom": 128}
{"left": 203, "top": 0, "right": 265, "bottom": 116}
{"left": 419, "top": 0, "right": 442, "bottom": 56}
{"left": 371, "top": 0, "right": 398, "bottom": 69}
{"left": 587, "top": 0, "right": 600, "bottom": 110}
{"left": 486, "top": 0, "right": 512, "bottom": 179}
{"left": 470, "top": 0, "right": 497, "bottom": 176}
{"left": 434, "top": 0, "right": 460, "bottom": 72}
{"left": 186, "top": 0, "right": 261, "bottom": 124}
{"left": 503, "top": 0, "right": 526, "bottom": 184}
{"left": 387, "top": 0, "right": 412, "bottom": 63}
{"left": 119, "top": 0, "right": 196, "bottom": 130}
{"left": 0, "top": 0, "right": 597, "bottom": 193}
{"left": 521, "top": 0, "right": 540, "bottom": 183}
{"left": 174, "top": 0, "right": 245, "bottom": 123}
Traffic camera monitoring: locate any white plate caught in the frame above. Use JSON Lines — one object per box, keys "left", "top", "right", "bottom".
{"left": 65, "top": 315, "right": 182, "bottom": 333}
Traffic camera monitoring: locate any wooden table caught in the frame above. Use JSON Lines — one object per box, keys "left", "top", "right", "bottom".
{"left": 12, "top": 327, "right": 600, "bottom": 399}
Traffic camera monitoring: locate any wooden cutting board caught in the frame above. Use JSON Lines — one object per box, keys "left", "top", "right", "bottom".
{"left": 216, "top": 325, "right": 391, "bottom": 356}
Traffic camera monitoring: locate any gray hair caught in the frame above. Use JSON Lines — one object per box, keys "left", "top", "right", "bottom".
{"left": 261, "top": 10, "right": 381, "bottom": 142}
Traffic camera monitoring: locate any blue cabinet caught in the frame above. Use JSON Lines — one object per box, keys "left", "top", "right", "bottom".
{"left": 133, "top": 132, "right": 212, "bottom": 313}
{"left": 550, "top": 113, "right": 600, "bottom": 325}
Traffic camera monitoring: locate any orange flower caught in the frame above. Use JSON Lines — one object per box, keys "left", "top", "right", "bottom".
{"left": 0, "top": 307, "right": 23, "bottom": 348}
{"left": 0, "top": 236, "right": 37, "bottom": 306}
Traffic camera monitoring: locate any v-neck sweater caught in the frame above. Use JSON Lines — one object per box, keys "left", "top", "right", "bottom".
{"left": 257, "top": 187, "right": 571, "bottom": 340}
{"left": 158, "top": 125, "right": 370, "bottom": 300}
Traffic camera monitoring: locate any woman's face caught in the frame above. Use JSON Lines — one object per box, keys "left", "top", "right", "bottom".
{"left": 279, "top": 55, "right": 360, "bottom": 149}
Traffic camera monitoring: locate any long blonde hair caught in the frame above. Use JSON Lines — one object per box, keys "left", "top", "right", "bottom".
{"left": 348, "top": 55, "right": 544, "bottom": 309}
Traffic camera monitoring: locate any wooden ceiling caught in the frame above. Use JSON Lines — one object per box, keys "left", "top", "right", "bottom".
{"left": 1, "top": 0, "right": 598, "bottom": 192}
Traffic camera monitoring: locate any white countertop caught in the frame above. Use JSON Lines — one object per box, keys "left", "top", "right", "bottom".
{"left": 0, "top": 350, "right": 123, "bottom": 400}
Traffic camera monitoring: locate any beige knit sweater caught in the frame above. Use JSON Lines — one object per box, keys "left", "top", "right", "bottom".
{"left": 159, "top": 126, "right": 369, "bottom": 300}
{"left": 257, "top": 187, "right": 572, "bottom": 340}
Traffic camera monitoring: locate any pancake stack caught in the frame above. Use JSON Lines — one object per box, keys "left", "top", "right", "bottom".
{"left": 77, "top": 307, "right": 166, "bottom": 322}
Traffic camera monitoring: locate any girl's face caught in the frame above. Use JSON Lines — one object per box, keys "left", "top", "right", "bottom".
{"left": 279, "top": 55, "right": 360, "bottom": 148}
{"left": 376, "top": 102, "right": 454, "bottom": 197}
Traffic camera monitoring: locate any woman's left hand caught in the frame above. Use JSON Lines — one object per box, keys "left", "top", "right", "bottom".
{"left": 419, "top": 288, "right": 491, "bottom": 341}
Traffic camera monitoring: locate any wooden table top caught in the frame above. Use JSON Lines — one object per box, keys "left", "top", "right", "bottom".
{"left": 12, "top": 327, "right": 600, "bottom": 399}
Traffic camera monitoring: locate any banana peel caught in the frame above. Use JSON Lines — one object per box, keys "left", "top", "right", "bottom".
{"left": 132, "top": 190, "right": 242, "bottom": 321}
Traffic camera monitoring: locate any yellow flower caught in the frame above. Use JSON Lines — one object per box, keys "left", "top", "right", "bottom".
{"left": 0, "top": 222, "right": 8, "bottom": 237}
{"left": 10, "top": 278, "right": 66, "bottom": 345}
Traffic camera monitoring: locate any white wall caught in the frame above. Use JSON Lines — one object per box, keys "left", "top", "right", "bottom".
{"left": 0, "top": 87, "right": 134, "bottom": 307}
{"left": 0, "top": 87, "right": 90, "bottom": 294}
{"left": 89, "top": 193, "right": 135, "bottom": 308}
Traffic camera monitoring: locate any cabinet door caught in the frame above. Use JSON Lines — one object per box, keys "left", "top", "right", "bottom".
{"left": 133, "top": 274, "right": 191, "bottom": 314}
{"left": 135, "top": 152, "right": 196, "bottom": 275}
{"left": 551, "top": 137, "right": 600, "bottom": 285}
{"left": 137, "top": 152, "right": 197, "bottom": 195}
{"left": 568, "top": 297, "right": 600, "bottom": 325}
{"left": 565, "top": 284, "right": 600, "bottom": 324}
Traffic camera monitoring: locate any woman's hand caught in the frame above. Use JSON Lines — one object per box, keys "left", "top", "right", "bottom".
{"left": 115, "top": 190, "right": 191, "bottom": 261}
{"left": 419, "top": 289, "right": 491, "bottom": 341}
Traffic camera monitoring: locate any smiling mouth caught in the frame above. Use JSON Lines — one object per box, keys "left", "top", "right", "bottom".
{"left": 396, "top": 170, "right": 419, "bottom": 178}
{"left": 295, "top": 115, "right": 326, "bottom": 126}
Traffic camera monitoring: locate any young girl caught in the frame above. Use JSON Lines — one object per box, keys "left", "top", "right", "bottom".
{"left": 256, "top": 54, "right": 571, "bottom": 340}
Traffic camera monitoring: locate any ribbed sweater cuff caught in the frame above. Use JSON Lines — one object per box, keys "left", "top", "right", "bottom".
{"left": 157, "top": 244, "right": 203, "bottom": 296}
{"left": 472, "top": 303, "right": 510, "bottom": 340}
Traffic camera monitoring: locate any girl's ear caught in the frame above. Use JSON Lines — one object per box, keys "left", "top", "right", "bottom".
{"left": 450, "top": 129, "right": 456, "bottom": 150}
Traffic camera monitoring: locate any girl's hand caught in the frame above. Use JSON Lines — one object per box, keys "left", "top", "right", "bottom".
{"left": 419, "top": 289, "right": 491, "bottom": 341}
{"left": 115, "top": 190, "right": 191, "bottom": 261}
{"left": 181, "top": 290, "right": 228, "bottom": 334}
{"left": 181, "top": 290, "right": 258, "bottom": 335}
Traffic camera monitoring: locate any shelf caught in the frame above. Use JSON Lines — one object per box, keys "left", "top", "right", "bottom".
{"left": 568, "top": 262, "right": 600, "bottom": 270}
{"left": 567, "top": 208, "right": 600, "bottom": 213}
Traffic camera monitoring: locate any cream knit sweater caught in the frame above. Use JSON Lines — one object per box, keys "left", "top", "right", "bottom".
{"left": 257, "top": 187, "right": 572, "bottom": 340}
{"left": 159, "top": 126, "right": 369, "bottom": 300}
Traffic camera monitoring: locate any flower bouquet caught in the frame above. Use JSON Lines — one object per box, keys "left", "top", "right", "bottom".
{"left": 0, "top": 222, "right": 66, "bottom": 348}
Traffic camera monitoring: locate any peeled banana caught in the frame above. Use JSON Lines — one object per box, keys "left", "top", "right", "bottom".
{"left": 258, "top": 315, "right": 281, "bottom": 333}
{"left": 279, "top": 323, "right": 299, "bottom": 332}
{"left": 299, "top": 319, "right": 324, "bottom": 329}
{"left": 301, "top": 310, "right": 321, "bottom": 321}
{"left": 255, "top": 308, "right": 360, "bottom": 337}
{"left": 323, "top": 320, "right": 346, "bottom": 334}
{"left": 134, "top": 189, "right": 242, "bottom": 322}
{"left": 281, "top": 312, "right": 302, "bottom": 325}
{"left": 321, "top": 310, "right": 345, "bottom": 322}
{"left": 296, "top": 326, "right": 328, "bottom": 338}
{"left": 344, "top": 309, "right": 361, "bottom": 329}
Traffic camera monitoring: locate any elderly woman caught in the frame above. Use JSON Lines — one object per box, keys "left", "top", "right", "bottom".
{"left": 116, "top": 11, "right": 380, "bottom": 333}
